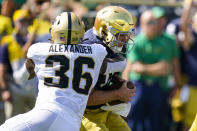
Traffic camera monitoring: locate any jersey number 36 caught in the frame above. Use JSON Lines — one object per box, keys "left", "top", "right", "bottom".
{"left": 44, "top": 55, "right": 95, "bottom": 95}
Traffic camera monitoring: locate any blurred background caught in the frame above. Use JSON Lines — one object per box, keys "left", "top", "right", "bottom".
{"left": 0, "top": 0, "right": 185, "bottom": 30}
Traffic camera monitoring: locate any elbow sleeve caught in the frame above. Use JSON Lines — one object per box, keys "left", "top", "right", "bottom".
{"left": 105, "top": 59, "right": 126, "bottom": 74}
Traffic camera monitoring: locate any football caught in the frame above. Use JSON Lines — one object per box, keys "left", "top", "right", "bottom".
{"left": 107, "top": 73, "right": 134, "bottom": 90}
{"left": 107, "top": 80, "right": 134, "bottom": 105}
{"left": 107, "top": 79, "right": 134, "bottom": 90}
{"left": 127, "top": 81, "right": 134, "bottom": 89}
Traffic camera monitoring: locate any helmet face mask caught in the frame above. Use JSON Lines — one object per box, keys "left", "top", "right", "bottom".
{"left": 94, "top": 6, "right": 136, "bottom": 54}
{"left": 50, "top": 12, "right": 85, "bottom": 44}
{"left": 106, "top": 24, "right": 135, "bottom": 54}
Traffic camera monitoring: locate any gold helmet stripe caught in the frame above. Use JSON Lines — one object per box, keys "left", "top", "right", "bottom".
{"left": 67, "top": 12, "right": 72, "bottom": 44}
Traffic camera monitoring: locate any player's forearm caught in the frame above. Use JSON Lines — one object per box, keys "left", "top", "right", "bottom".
{"left": 100, "top": 57, "right": 126, "bottom": 74}
{"left": 87, "top": 90, "right": 119, "bottom": 106}
{"left": 25, "top": 59, "right": 36, "bottom": 80}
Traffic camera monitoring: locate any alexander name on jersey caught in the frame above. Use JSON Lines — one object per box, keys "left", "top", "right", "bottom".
{"left": 49, "top": 44, "right": 93, "bottom": 54}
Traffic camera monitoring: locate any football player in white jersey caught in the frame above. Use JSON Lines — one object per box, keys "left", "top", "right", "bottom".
{"left": 0, "top": 12, "right": 130, "bottom": 131}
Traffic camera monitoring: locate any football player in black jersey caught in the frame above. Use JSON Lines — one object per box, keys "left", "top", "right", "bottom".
{"left": 80, "top": 6, "right": 136, "bottom": 131}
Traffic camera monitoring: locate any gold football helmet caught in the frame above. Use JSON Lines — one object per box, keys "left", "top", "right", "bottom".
{"left": 50, "top": 12, "right": 85, "bottom": 44}
{"left": 94, "top": 6, "right": 136, "bottom": 53}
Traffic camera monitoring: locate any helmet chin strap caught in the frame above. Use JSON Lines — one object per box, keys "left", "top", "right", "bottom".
{"left": 110, "top": 38, "right": 135, "bottom": 55}
{"left": 100, "top": 23, "right": 135, "bottom": 54}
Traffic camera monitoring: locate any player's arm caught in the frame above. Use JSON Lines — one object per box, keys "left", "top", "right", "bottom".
{"left": 25, "top": 58, "right": 36, "bottom": 80}
{"left": 87, "top": 89, "right": 122, "bottom": 106}
{"left": 87, "top": 81, "right": 135, "bottom": 106}
{"left": 87, "top": 73, "right": 135, "bottom": 106}
{"left": 12, "top": 58, "right": 35, "bottom": 84}
{"left": 100, "top": 55, "right": 126, "bottom": 74}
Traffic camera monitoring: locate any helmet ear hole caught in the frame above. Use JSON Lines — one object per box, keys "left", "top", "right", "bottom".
{"left": 57, "top": 20, "right": 60, "bottom": 25}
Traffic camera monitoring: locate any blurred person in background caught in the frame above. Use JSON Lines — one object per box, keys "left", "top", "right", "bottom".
{"left": 80, "top": 6, "right": 136, "bottom": 131}
{"left": 122, "top": 10, "right": 172, "bottom": 131}
{"left": 152, "top": 7, "right": 181, "bottom": 93}
{"left": 152, "top": 6, "right": 181, "bottom": 131}
{"left": 22, "top": 0, "right": 51, "bottom": 42}
{"left": 0, "top": 0, "right": 13, "bottom": 124}
{"left": 166, "top": 0, "right": 197, "bottom": 130}
{"left": 0, "top": 12, "right": 13, "bottom": 40}
{"left": 35, "top": 0, "right": 66, "bottom": 42}
{"left": 1, "top": 0, "right": 27, "bottom": 17}
{"left": 65, "top": 1, "right": 88, "bottom": 18}
{"left": 0, "top": 46, "right": 6, "bottom": 124}
{"left": 0, "top": 9, "right": 37, "bottom": 120}
{"left": 1, "top": 0, "right": 15, "bottom": 17}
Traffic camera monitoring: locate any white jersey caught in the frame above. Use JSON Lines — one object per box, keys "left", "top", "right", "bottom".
{"left": 27, "top": 42, "right": 107, "bottom": 121}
